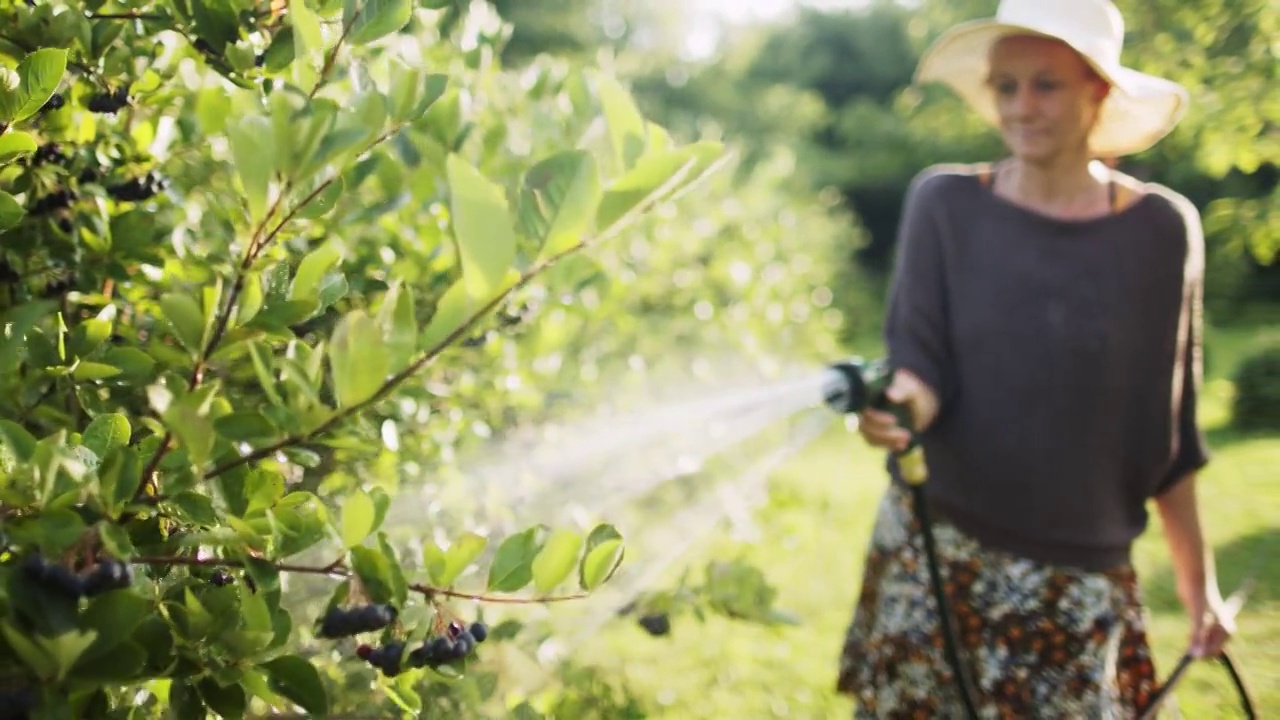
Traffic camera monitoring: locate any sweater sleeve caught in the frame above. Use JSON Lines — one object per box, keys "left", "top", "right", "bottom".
{"left": 884, "top": 169, "right": 954, "bottom": 414}
{"left": 1155, "top": 199, "right": 1212, "bottom": 495}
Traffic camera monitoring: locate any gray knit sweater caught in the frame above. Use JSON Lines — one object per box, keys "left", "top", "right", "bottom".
{"left": 884, "top": 163, "right": 1211, "bottom": 572}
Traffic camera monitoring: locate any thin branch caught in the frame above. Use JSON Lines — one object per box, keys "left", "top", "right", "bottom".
{"left": 412, "top": 583, "right": 587, "bottom": 605}
{"left": 310, "top": 4, "right": 363, "bottom": 99}
{"left": 131, "top": 555, "right": 589, "bottom": 605}
{"left": 86, "top": 11, "right": 164, "bottom": 20}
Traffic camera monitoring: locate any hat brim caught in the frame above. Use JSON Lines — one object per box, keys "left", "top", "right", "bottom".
{"left": 914, "top": 20, "right": 1190, "bottom": 157}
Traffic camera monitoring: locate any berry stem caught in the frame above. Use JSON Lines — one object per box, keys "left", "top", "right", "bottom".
{"left": 411, "top": 583, "right": 587, "bottom": 605}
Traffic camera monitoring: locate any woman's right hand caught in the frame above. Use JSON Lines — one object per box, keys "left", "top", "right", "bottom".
{"left": 856, "top": 369, "right": 940, "bottom": 452}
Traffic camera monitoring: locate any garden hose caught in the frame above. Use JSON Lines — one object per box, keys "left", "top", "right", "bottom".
{"left": 823, "top": 358, "right": 983, "bottom": 719}
{"left": 1136, "top": 642, "right": 1258, "bottom": 719}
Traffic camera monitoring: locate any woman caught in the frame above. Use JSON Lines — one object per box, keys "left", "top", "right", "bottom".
{"left": 834, "top": 0, "right": 1234, "bottom": 717}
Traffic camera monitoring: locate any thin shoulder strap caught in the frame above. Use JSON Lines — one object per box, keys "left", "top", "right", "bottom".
{"left": 976, "top": 161, "right": 996, "bottom": 189}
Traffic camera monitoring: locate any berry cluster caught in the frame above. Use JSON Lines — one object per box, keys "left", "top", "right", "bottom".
{"left": 637, "top": 612, "right": 671, "bottom": 637}
{"left": 316, "top": 603, "right": 398, "bottom": 638}
{"left": 28, "top": 188, "right": 76, "bottom": 216}
{"left": 107, "top": 172, "right": 169, "bottom": 202}
{"left": 355, "top": 621, "right": 488, "bottom": 678}
{"left": 87, "top": 86, "right": 130, "bottom": 115}
{"left": 21, "top": 554, "right": 133, "bottom": 599}
{"left": 30, "top": 142, "right": 66, "bottom": 166}
{"left": 210, "top": 569, "right": 235, "bottom": 587}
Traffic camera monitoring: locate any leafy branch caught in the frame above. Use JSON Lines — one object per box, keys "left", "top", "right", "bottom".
{"left": 202, "top": 153, "right": 714, "bottom": 482}
{"left": 134, "top": 123, "right": 408, "bottom": 500}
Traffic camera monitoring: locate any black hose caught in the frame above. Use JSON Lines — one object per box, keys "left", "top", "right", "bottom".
{"left": 908, "top": 481, "right": 983, "bottom": 720}
{"left": 1218, "top": 651, "right": 1258, "bottom": 719}
{"left": 1137, "top": 649, "right": 1256, "bottom": 719}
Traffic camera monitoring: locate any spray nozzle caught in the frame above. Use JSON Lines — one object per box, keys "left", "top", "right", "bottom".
{"left": 820, "top": 357, "right": 895, "bottom": 415}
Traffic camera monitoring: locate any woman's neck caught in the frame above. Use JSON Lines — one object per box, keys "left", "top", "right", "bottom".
{"left": 998, "top": 156, "right": 1112, "bottom": 219}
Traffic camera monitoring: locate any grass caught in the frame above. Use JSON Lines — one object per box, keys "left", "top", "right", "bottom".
{"left": 565, "top": 324, "right": 1279, "bottom": 718}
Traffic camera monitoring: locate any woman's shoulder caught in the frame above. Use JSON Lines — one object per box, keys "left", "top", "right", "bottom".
{"left": 904, "top": 162, "right": 989, "bottom": 206}
{"left": 1111, "top": 170, "right": 1201, "bottom": 228}
{"left": 1112, "top": 170, "right": 1206, "bottom": 272}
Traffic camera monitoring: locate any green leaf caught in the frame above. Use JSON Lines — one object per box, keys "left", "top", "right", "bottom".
{"left": 164, "top": 399, "right": 215, "bottom": 468}
{"left": 102, "top": 347, "right": 155, "bottom": 379}
{"left": 261, "top": 655, "right": 328, "bottom": 716}
{"left": 376, "top": 280, "right": 416, "bottom": 372}
{"left": 290, "top": 243, "right": 342, "bottom": 301}
{"left": 0, "top": 131, "right": 37, "bottom": 164}
{"left": 198, "top": 678, "right": 247, "bottom": 719}
{"left": 82, "top": 413, "right": 130, "bottom": 459}
{"left": 78, "top": 590, "right": 152, "bottom": 660}
{"left": 595, "top": 147, "right": 702, "bottom": 233}
{"left": 486, "top": 527, "right": 543, "bottom": 593}
{"left": 72, "top": 361, "right": 122, "bottom": 381}
{"left": 0, "top": 191, "right": 23, "bottom": 232}
{"left": 0, "top": 419, "right": 37, "bottom": 460}
{"left": 346, "top": 0, "right": 413, "bottom": 45}
{"left": 213, "top": 411, "right": 278, "bottom": 441}
{"left": 227, "top": 115, "right": 277, "bottom": 223}
{"left": 387, "top": 59, "right": 447, "bottom": 123}
{"left": 97, "top": 447, "right": 140, "bottom": 516}
{"left": 340, "top": 489, "right": 376, "bottom": 548}
{"left": 594, "top": 72, "right": 648, "bottom": 171}
{"left": 520, "top": 150, "right": 602, "bottom": 263}
{"left": 169, "top": 491, "right": 219, "bottom": 525}
{"left": 446, "top": 154, "right": 518, "bottom": 301}
{"left": 437, "top": 531, "right": 486, "bottom": 587}
{"left": 328, "top": 309, "right": 389, "bottom": 408}
{"left": 14, "top": 48, "right": 67, "bottom": 122}
{"left": 531, "top": 528, "right": 583, "bottom": 594}
{"left": 289, "top": 0, "right": 322, "bottom": 64}
{"left": 159, "top": 293, "right": 208, "bottom": 355}
{"left": 0, "top": 622, "right": 57, "bottom": 679}
{"left": 580, "top": 538, "right": 624, "bottom": 592}
{"left": 349, "top": 545, "right": 396, "bottom": 605}
{"left": 579, "top": 524, "right": 624, "bottom": 591}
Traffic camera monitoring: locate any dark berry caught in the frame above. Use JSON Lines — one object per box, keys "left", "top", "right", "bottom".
{"left": 29, "top": 188, "right": 75, "bottom": 216}
{"left": 82, "top": 560, "right": 133, "bottom": 597}
{"left": 41, "top": 93, "right": 65, "bottom": 112}
{"left": 210, "top": 569, "right": 235, "bottom": 587}
{"left": 371, "top": 642, "right": 404, "bottom": 677}
{"left": 638, "top": 613, "right": 671, "bottom": 637}
{"left": 317, "top": 607, "right": 348, "bottom": 638}
{"left": 469, "top": 622, "right": 487, "bottom": 643}
{"left": 447, "top": 620, "right": 465, "bottom": 638}
{"left": 20, "top": 553, "right": 47, "bottom": 581}
{"left": 355, "top": 644, "right": 372, "bottom": 660}
{"left": 45, "top": 566, "right": 85, "bottom": 598}
{"left": 55, "top": 217, "right": 72, "bottom": 234}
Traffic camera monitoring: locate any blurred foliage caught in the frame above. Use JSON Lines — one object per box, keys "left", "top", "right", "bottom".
{"left": 606, "top": 0, "right": 1277, "bottom": 318}
{"left": 1231, "top": 335, "right": 1280, "bottom": 432}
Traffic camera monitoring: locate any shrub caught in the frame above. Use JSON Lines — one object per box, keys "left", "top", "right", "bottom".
{"left": 1231, "top": 338, "right": 1280, "bottom": 432}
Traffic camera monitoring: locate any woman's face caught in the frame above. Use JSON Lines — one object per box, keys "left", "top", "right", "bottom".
{"left": 986, "top": 35, "right": 1109, "bottom": 165}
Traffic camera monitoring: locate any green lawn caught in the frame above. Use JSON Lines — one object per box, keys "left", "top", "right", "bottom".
{"left": 567, "top": 325, "right": 1279, "bottom": 718}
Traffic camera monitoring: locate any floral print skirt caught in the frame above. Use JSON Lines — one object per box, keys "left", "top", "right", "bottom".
{"left": 836, "top": 483, "right": 1159, "bottom": 719}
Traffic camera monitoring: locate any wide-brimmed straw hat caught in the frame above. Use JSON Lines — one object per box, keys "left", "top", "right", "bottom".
{"left": 914, "top": 0, "right": 1190, "bottom": 157}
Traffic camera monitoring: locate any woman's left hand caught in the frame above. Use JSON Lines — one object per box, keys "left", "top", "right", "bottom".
{"left": 1188, "top": 595, "right": 1236, "bottom": 659}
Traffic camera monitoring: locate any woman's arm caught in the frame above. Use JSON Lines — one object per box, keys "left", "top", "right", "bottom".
{"left": 1154, "top": 473, "right": 1233, "bottom": 658}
